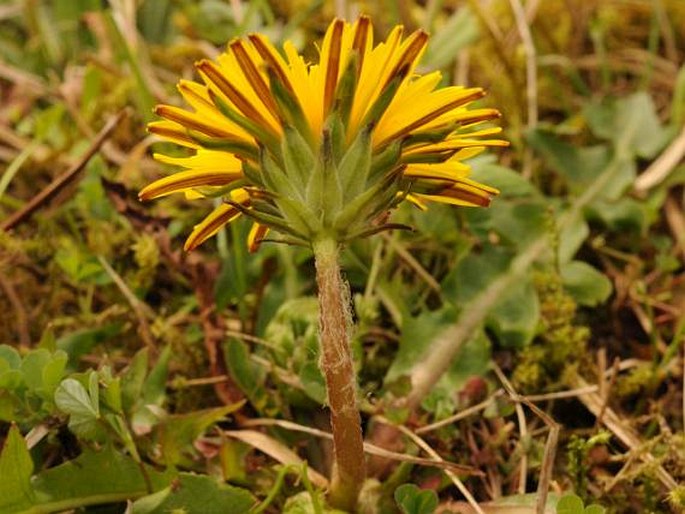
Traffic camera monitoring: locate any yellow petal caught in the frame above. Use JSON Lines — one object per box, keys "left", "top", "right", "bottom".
{"left": 247, "top": 223, "right": 269, "bottom": 252}
{"left": 139, "top": 162, "right": 242, "bottom": 200}
{"left": 184, "top": 190, "right": 250, "bottom": 251}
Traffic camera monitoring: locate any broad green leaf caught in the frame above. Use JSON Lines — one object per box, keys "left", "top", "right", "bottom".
{"left": 0, "top": 425, "right": 35, "bottom": 513}
{"left": 527, "top": 131, "right": 635, "bottom": 202}
{"left": 386, "top": 304, "right": 492, "bottom": 417}
{"left": 130, "top": 347, "right": 171, "bottom": 434}
{"left": 556, "top": 494, "right": 585, "bottom": 514}
{"left": 558, "top": 208, "right": 589, "bottom": 264}
{"left": 487, "top": 277, "right": 540, "bottom": 348}
{"left": 54, "top": 376, "right": 100, "bottom": 438}
{"left": 298, "top": 362, "right": 327, "bottom": 404}
{"left": 0, "top": 368, "right": 22, "bottom": 390}
{"left": 224, "top": 338, "right": 270, "bottom": 413}
{"left": 489, "top": 200, "right": 549, "bottom": 250}
{"left": 57, "top": 323, "right": 122, "bottom": 368}
{"left": 585, "top": 505, "right": 606, "bottom": 514}
{"left": 55, "top": 377, "right": 98, "bottom": 418}
{"left": 394, "top": 484, "right": 438, "bottom": 514}
{"left": 561, "top": 261, "right": 612, "bottom": 307}
{"left": 527, "top": 130, "right": 606, "bottom": 189}
{"left": 0, "top": 345, "right": 21, "bottom": 369}
{"left": 471, "top": 164, "right": 541, "bottom": 198}
{"left": 131, "top": 473, "right": 255, "bottom": 514}
{"left": 41, "top": 350, "right": 68, "bottom": 397}
{"left": 0, "top": 391, "right": 19, "bottom": 421}
{"left": 443, "top": 243, "right": 513, "bottom": 304}
{"left": 385, "top": 305, "right": 458, "bottom": 384}
{"left": 20, "top": 349, "right": 52, "bottom": 392}
{"left": 101, "top": 375, "right": 123, "bottom": 413}
{"left": 586, "top": 197, "right": 646, "bottom": 233}
{"left": 584, "top": 92, "right": 667, "bottom": 158}
{"left": 122, "top": 348, "right": 149, "bottom": 414}
{"left": 30, "top": 445, "right": 173, "bottom": 512}
{"left": 143, "top": 345, "right": 171, "bottom": 406}
{"left": 0, "top": 347, "right": 23, "bottom": 390}
{"left": 157, "top": 404, "right": 244, "bottom": 466}
{"left": 422, "top": 6, "right": 479, "bottom": 69}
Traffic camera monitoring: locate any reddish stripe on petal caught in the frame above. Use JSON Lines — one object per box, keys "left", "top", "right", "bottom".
{"left": 230, "top": 40, "right": 281, "bottom": 120}
{"left": 440, "top": 183, "right": 498, "bottom": 207}
{"left": 378, "top": 90, "right": 488, "bottom": 146}
{"left": 384, "top": 30, "right": 428, "bottom": 88}
{"left": 352, "top": 16, "right": 371, "bottom": 76}
{"left": 155, "top": 105, "right": 234, "bottom": 139}
{"left": 138, "top": 169, "right": 241, "bottom": 200}
{"left": 148, "top": 122, "right": 197, "bottom": 147}
{"left": 196, "top": 60, "right": 273, "bottom": 131}
{"left": 184, "top": 202, "right": 245, "bottom": 251}
{"left": 247, "top": 223, "right": 269, "bottom": 253}
{"left": 248, "top": 34, "right": 295, "bottom": 95}
{"left": 324, "top": 19, "right": 344, "bottom": 117}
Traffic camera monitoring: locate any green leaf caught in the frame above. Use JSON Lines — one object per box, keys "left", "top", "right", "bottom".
{"left": 422, "top": 6, "right": 479, "bottom": 69}
{"left": 385, "top": 305, "right": 457, "bottom": 384}
{"left": 131, "top": 473, "right": 255, "bottom": 514}
{"left": 584, "top": 505, "right": 606, "bottom": 514}
{"left": 143, "top": 345, "right": 171, "bottom": 407}
{"left": 527, "top": 130, "right": 605, "bottom": 189}
{"left": 122, "top": 348, "right": 149, "bottom": 414}
{"left": 394, "top": 484, "right": 438, "bottom": 514}
{"left": 298, "top": 362, "right": 327, "bottom": 404}
{"left": 558, "top": 208, "right": 589, "bottom": 264}
{"left": 54, "top": 376, "right": 100, "bottom": 438}
{"left": 57, "top": 323, "right": 122, "bottom": 368}
{"left": 0, "top": 345, "right": 21, "bottom": 369}
{"left": 489, "top": 200, "right": 549, "bottom": 250}
{"left": 584, "top": 92, "right": 668, "bottom": 158}
{"left": 470, "top": 164, "right": 541, "bottom": 198}
{"left": 156, "top": 404, "right": 244, "bottom": 466}
{"left": 0, "top": 425, "right": 35, "bottom": 513}
{"left": 224, "top": 338, "right": 270, "bottom": 413}
{"left": 41, "top": 350, "right": 68, "bottom": 397}
{"left": 556, "top": 494, "right": 585, "bottom": 514}
{"left": 586, "top": 197, "right": 646, "bottom": 233}
{"left": 0, "top": 346, "right": 23, "bottom": 390}
{"left": 29, "top": 445, "right": 173, "bottom": 512}
{"left": 561, "top": 261, "right": 612, "bottom": 307}
{"left": 20, "top": 349, "right": 52, "bottom": 392}
{"left": 282, "top": 490, "right": 340, "bottom": 514}
{"left": 442, "top": 243, "right": 513, "bottom": 305}
{"left": 487, "top": 277, "right": 540, "bottom": 348}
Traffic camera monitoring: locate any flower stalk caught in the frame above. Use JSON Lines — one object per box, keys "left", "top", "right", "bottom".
{"left": 312, "top": 237, "right": 365, "bottom": 511}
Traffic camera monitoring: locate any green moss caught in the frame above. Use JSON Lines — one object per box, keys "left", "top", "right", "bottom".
{"left": 512, "top": 269, "right": 590, "bottom": 392}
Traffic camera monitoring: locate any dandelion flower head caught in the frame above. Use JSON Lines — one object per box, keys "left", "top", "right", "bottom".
{"left": 139, "top": 16, "right": 508, "bottom": 251}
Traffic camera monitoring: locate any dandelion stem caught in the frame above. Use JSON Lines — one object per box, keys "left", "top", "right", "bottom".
{"left": 312, "top": 237, "right": 365, "bottom": 511}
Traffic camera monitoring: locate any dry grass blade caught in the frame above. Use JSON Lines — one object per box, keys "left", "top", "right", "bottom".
{"left": 374, "top": 416, "right": 485, "bottom": 514}
{"left": 97, "top": 255, "right": 156, "bottom": 352}
{"left": 1, "top": 109, "right": 128, "bottom": 231}
{"left": 223, "top": 429, "right": 329, "bottom": 488}
{"left": 574, "top": 376, "right": 679, "bottom": 491}
{"left": 493, "top": 365, "right": 559, "bottom": 514}
{"left": 416, "top": 390, "right": 504, "bottom": 434}
{"left": 634, "top": 124, "right": 685, "bottom": 193}
{"left": 241, "top": 418, "right": 483, "bottom": 476}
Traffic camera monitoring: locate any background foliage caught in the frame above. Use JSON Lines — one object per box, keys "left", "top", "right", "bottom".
{"left": 1, "top": 0, "right": 684, "bottom": 512}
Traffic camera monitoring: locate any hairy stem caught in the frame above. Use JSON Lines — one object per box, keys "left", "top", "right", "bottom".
{"left": 312, "top": 238, "right": 365, "bottom": 511}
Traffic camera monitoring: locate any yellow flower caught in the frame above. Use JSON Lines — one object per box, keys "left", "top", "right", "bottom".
{"left": 140, "top": 16, "right": 507, "bottom": 252}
